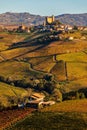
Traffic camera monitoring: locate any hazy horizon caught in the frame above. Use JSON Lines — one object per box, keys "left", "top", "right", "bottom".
{"left": 0, "top": 11, "right": 87, "bottom": 16}
{"left": 0, "top": 0, "right": 87, "bottom": 16}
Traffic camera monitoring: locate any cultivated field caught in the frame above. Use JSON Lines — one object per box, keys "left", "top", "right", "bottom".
{"left": 0, "top": 32, "right": 28, "bottom": 51}
{"left": 42, "top": 99, "right": 87, "bottom": 112}
{"left": 8, "top": 100, "right": 87, "bottom": 130}
{"left": 0, "top": 108, "right": 34, "bottom": 130}
{"left": 0, "top": 29, "right": 87, "bottom": 130}
{"left": 0, "top": 31, "right": 87, "bottom": 92}
{"left": 0, "top": 60, "right": 46, "bottom": 80}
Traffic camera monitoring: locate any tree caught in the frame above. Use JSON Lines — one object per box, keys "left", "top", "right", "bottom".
{"left": 44, "top": 81, "right": 55, "bottom": 94}
{"left": 76, "top": 92, "right": 80, "bottom": 99}
{"left": 80, "top": 93, "right": 85, "bottom": 99}
{"left": 43, "top": 74, "right": 54, "bottom": 81}
{"left": 53, "top": 89, "right": 62, "bottom": 102}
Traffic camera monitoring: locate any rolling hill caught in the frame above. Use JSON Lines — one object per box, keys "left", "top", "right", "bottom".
{"left": 0, "top": 30, "right": 87, "bottom": 93}
{"left": 0, "top": 12, "right": 87, "bottom": 26}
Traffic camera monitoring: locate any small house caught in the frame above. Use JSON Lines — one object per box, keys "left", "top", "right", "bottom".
{"left": 29, "top": 92, "right": 45, "bottom": 102}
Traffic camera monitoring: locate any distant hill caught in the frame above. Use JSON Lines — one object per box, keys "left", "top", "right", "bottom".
{"left": 0, "top": 12, "right": 87, "bottom": 26}
{"left": 56, "top": 13, "right": 87, "bottom": 26}
{"left": 0, "top": 12, "right": 45, "bottom": 26}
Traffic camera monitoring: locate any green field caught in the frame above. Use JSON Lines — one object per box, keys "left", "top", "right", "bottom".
{"left": 42, "top": 99, "right": 87, "bottom": 112}
{"left": 56, "top": 52, "right": 87, "bottom": 81}
{"left": 8, "top": 100, "right": 87, "bottom": 130}
{"left": 8, "top": 112, "right": 87, "bottom": 130}
{"left": 57, "top": 52, "right": 87, "bottom": 62}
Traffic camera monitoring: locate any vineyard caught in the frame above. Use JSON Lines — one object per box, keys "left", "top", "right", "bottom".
{"left": 0, "top": 108, "right": 35, "bottom": 130}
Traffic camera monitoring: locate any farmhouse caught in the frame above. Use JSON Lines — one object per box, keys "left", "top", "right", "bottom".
{"left": 26, "top": 92, "right": 45, "bottom": 109}
{"left": 29, "top": 92, "right": 45, "bottom": 102}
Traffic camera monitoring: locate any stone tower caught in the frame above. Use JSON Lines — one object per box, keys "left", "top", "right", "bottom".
{"left": 46, "top": 15, "right": 55, "bottom": 25}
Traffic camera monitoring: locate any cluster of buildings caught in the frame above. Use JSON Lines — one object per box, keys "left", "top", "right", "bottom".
{"left": 35, "top": 15, "right": 73, "bottom": 33}
{"left": 16, "top": 24, "right": 30, "bottom": 33}
{"left": 0, "top": 24, "right": 31, "bottom": 33}
{"left": 0, "top": 15, "right": 87, "bottom": 34}
{"left": 35, "top": 15, "right": 87, "bottom": 34}
{"left": 18, "top": 92, "right": 55, "bottom": 109}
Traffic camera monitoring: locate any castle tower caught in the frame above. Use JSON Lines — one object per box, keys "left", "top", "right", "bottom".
{"left": 52, "top": 15, "right": 55, "bottom": 22}
{"left": 45, "top": 15, "right": 55, "bottom": 25}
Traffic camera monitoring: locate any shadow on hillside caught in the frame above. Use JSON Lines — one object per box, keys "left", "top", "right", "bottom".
{"left": 12, "top": 41, "right": 51, "bottom": 59}
{"left": 9, "top": 33, "right": 50, "bottom": 49}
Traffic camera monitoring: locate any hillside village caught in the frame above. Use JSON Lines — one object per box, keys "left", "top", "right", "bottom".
{"left": 0, "top": 15, "right": 87, "bottom": 42}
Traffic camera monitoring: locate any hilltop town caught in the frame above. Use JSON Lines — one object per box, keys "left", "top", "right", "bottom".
{"left": 0, "top": 15, "right": 87, "bottom": 41}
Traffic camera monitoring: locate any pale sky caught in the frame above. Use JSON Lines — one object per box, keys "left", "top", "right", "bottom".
{"left": 0, "top": 0, "right": 87, "bottom": 16}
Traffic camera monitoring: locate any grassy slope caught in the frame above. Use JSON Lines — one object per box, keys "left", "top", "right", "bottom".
{"left": 0, "top": 32, "right": 28, "bottom": 51}
{"left": 0, "top": 31, "right": 87, "bottom": 93}
{"left": 57, "top": 52, "right": 87, "bottom": 81}
{"left": 42, "top": 99, "right": 87, "bottom": 112}
{"left": 9, "top": 100, "right": 87, "bottom": 130}
{"left": 0, "top": 60, "right": 30, "bottom": 79}
{"left": 1, "top": 32, "right": 87, "bottom": 60}
{"left": 57, "top": 52, "right": 87, "bottom": 62}
{"left": 33, "top": 56, "right": 56, "bottom": 72}
{"left": 0, "top": 82, "right": 28, "bottom": 107}
{"left": 55, "top": 52, "right": 87, "bottom": 91}
{"left": 0, "top": 60, "right": 45, "bottom": 82}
